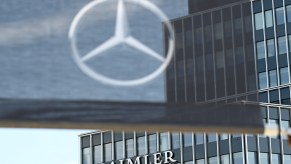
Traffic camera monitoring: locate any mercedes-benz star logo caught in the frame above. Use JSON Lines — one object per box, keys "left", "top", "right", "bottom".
{"left": 69, "top": 0, "right": 175, "bottom": 86}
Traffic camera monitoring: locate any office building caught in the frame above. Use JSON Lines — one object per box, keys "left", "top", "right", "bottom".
{"left": 80, "top": 0, "right": 291, "bottom": 163}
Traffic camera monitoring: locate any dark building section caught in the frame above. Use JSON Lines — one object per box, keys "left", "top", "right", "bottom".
{"left": 188, "top": 0, "right": 247, "bottom": 14}
{"left": 165, "top": 1, "right": 258, "bottom": 104}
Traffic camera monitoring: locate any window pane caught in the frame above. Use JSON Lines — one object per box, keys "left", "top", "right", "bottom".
{"left": 269, "top": 119, "right": 278, "bottom": 126}
{"left": 265, "top": 10, "right": 273, "bottom": 28}
{"left": 255, "top": 12, "right": 263, "bottom": 30}
{"left": 267, "top": 39, "right": 275, "bottom": 57}
{"left": 184, "top": 161, "right": 193, "bottom": 164}
{"left": 269, "top": 70, "right": 278, "bottom": 87}
{"left": 233, "top": 152, "right": 243, "bottom": 164}
{"left": 221, "top": 154, "right": 230, "bottom": 164}
{"left": 104, "top": 143, "right": 112, "bottom": 162}
{"left": 83, "top": 148, "right": 91, "bottom": 164}
{"left": 183, "top": 132, "right": 192, "bottom": 147}
{"left": 220, "top": 134, "right": 229, "bottom": 140}
{"left": 289, "top": 35, "right": 291, "bottom": 52}
{"left": 171, "top": 132, "right": 180, "bottom": 149}
{"left": 126, "top": 139, "right": 134, "bottom": 158}
{"left": 271, "top": 154, "right": 280, "bottom": 164}
{"left": 94, "top": 145, "right": 102, "bottom": 163}
{"left": 208, "top": 157, "right": 218, "bottom": 164}
{"left": 280, "top": 67, "right": 289, "bottom": 84}
{"left": 196, "top": 159, "right": 205, "bottom": 164}
{"left": 160, "top": 132, "right": 169, "bottom": 151}
{"left": 137, "top": 137, "right": 146, "bottom": 156}
{"left": 115, "top": 141, "right": 123, "bottom": 160}
{"left": 216, "top": 51, "right": 224, "bottom": 69}
{"left": 148, "top": 134, "right": 157, "bottom": 153}
{"left": 260, "top": 153, "right": 268, "bottom": 164}
{"left": 287, "top": 5, "right": 291, "bottom": 23}
{"left": 196, "top": 133, "right": 204, "bottom": 145}
{"left": 276, "top": 7, "right": 284, "bottom": 25}
{"left": 278, "top": 36, "right": 287, "bottom": 55}
{"left": 232, "top": 134, "right": 241, "bottom": 138}
{"left": 195, "top": 27, "right": 202, "bottom": 44}
{"left": 259, "top": 72, "right": 267, "bottom": 89}
{"left": 207, "top": 134, "right": 216, "bottom": 142}
{"left": 215, "top": 22, "right": 222, "bottom": 40}
{"left": 281, "top": 120, "right": 289, "bottom": 139}
{"left": 257, "top": 41, "right": 265, "bottom": 59}
{"left": 284, "top": 155, "right": 291, "bottom": 164}
{"left": 248, "top": 152, "right": 257, "bottom": 164}
{"left": 269, "top": 119, "right": 279, "bottom": 138}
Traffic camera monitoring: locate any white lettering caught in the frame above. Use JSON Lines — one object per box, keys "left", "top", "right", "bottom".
{"left": 127, "top": 157, "right": 141, "bottom": 164}
{"left": 153, "top": 153, "right": 162, "bottom": 164}
{"left": 110, "top": 151, "right": 176, "bottom": 164}
{"left": 143, "top": 155, "right": 150, "bottom": 164}
{"left": 163, "top": 151, "right": 176, "bottom": 163}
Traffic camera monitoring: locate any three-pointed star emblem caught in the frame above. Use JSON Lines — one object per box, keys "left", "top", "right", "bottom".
{"left": 69, "top": 0, "right": 175, "bottom": 86}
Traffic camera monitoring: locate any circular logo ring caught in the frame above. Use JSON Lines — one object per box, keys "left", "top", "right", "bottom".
{"left": 69, "top": 0, "right": 175, "bottom": 86}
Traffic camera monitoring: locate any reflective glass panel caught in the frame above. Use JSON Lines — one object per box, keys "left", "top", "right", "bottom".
{"left": 271, "top": 154, "right": 280, "bottom": 164}
{"left": 126, "top": 139, "right": 134, "bottom": 158}
{"left": 256, "top": 41, "right": 265, "bottom": 59}
{"left": 276, "top": 7, "right": 284, "bottom": 25}
{"left": 220, "top": 134, "right": 228, "bottom": 140}
{"left": 104, "top": 143, "right": 112, "bottom": 162}
{"left": 196, "top": 159, "right": 205, "bottom": 164}
{"left": 265, "top": 10, "right": 273, "bottom": 28}
{"left": 184, "top": 161, "right": 193, "bottom": 164}
{"left": 269, "top": 119, "right": 279, "bottom": 138}
{"left": 260, "top": 153, "right": 268, "bottom": 164}
{"left": 281, "top": 120, "right": 289, "bottom": 139}
{"left": 94, "top": 145, "right": 102, "bottom": 163}
{"left": 269, "top": 70, "right": 278, "bottom": 87}
{"left": 221, "top": 154, "right": 230, "bottom": 164}
{"left": 278, "top": 36, "right": 287, "bottom": 55}
{"left": 287, "top": 5, "right": 291, "bottom": 23}
{"left": 172, "top": 132, "right": 180, "bottom": 149}
{"left": 196, "top": 133, "right": 204, "bottom": 145}
{"left": 248, "top": 152, "right": 256, "bottom": 164}
{"left": 284, "top": 155, "right": 291, "bottom": 164}
{"left": 267, "top": 39, "right": 275, "bottom": 57}
{"left": 183, "top": 132, "right": 192, "bottom": 147}
{"left": 83, "top": 148, "right": 91, "bottom": 164}
{"left": 148, "top": 134, "right": 157, "bottom": 153}
{"left": 255, "top": 12, "right": 263, "bottom": 30}
{"left": 259, "top": 72, "right": 267, "bottom": 89}
{"left": 160, "top": 132, "right": 169, "bottom": 151}
{"left": 115, "top": 141, "right": 123, "bottom": 160}
{"left": 207, "top": 134, "right": 216, "bottom": 142}
{"left": 233, "top": 152, "right": 243, "bottom": 164}
{"left": 280, "top": 67, "right": 289, "bottom": 85}
{"left": 208, "top": 157, "right": 218, "bottom": 164}
{"left": 232, "top": 134, "right": 241, "bottom": 138}
{"left": 137, "top": 136, "right": 146, "bottom": 156}
{"left": 215, "top": 22, "right": 222, "bottom": 40}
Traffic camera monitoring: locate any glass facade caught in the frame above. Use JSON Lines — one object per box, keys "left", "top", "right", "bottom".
{"left": 80, "top": 105, "right": 291, "bottom": 164}
{"left": 166, "top": 0, "right": 257, "bottom": 104}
